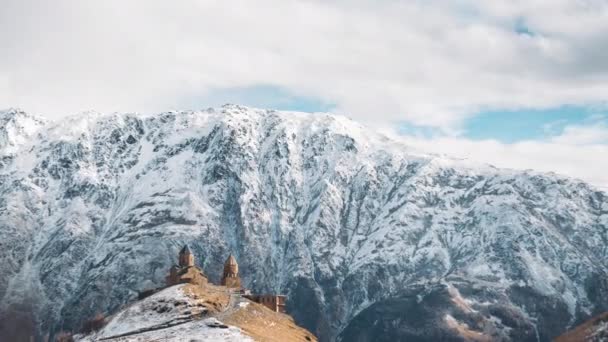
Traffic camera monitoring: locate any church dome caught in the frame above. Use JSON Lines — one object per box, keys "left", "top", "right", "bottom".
{"left": 224, "top": 254, "right": 238, "bottom": 274}
{"left": 178, "top": 244, "right": 194, "bottom": 267}
{"left": 180, "top": 245, "right": 192, "bottom": 255}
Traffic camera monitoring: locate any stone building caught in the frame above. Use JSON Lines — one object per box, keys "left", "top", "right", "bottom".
{"left": 165, "top": 245, "right": 208, "bottom": 286}
{"left": 162, "top": 246, "right": 287, "bottom": 313}
{"left": 221, "top": 254, "right": 242, "bottom": 288}
{"left": 244, "top": 294, "right": 287, "bottom": 313}
{"left": 179, "top": 245, "right": 194, "bottom": 267}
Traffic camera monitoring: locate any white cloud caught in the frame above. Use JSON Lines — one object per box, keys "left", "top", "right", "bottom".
{"left": 2, "top": 0, "right": 608, "bottom": 187}
{"left": 1, "top": 0, "right": 608, "bottom": 129}
{"left": 550, "top": 122, "right": 608, "bottom": 145}
{"left": 392, "top": 122, "right": 608, "bottom": 188}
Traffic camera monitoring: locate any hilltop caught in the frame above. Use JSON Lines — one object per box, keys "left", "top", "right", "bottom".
{"left": 75, "top": 283, "right": 316, "bottom": 341}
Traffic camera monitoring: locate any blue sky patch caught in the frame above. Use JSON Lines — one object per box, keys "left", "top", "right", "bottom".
{"left": 514, "top": 18, "right": 535, "bottom": 37}
{"left": 464, "top": 105, "right": 606, "bottom": 143}
{"left": 397, "top": 105, "right": 608, "bottom": 143}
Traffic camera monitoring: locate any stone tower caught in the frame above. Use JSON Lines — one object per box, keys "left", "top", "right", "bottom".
{"left": 221, "top": 254, "right": 242, "bottom": 288}
{"left": 179, "top": 245, "right": 194, "bottom": 267}
{"left": 166, "top": 245, "right": 207, "bottom": 286}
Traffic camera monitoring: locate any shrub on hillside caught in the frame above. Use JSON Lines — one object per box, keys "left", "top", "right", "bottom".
{"left": 55, "top": 331, "right": 74, "bottom": 342}
{"left": 80, "top": 313, "right": 106, "bottom": 334}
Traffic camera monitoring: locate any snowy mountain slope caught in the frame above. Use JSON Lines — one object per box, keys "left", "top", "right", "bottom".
{"left": 0, "top": 108, "right": 47, "bottom": 157}
{"left": 0, "top": 105, "right": 607, "bottom": 341}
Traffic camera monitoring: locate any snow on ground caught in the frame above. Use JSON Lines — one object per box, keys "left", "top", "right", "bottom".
{"left": 75, "top": 285, "right": 252, "bottom": 341}
{"left": 76, "top": 317, "right": 252, "bottom": 342}
{"left": 591, "top": 320, "right": 608, "bottom": 339}
{"left": 98, "top": 285, "right": 192, "bottom": 338}
{"left": 79, "top": 318, "right": 253, "bottom": 342}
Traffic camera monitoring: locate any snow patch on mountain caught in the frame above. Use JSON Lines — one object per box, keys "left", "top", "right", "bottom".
{"left": 75, "top": 285, "right": 252, "bottom": 342}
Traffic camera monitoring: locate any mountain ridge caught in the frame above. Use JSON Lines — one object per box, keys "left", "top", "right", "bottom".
{"left": 0, "top": 105, "right": 607, "bottom": 341}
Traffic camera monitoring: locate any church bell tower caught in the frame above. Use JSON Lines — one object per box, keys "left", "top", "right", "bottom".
{"left": 221, "top": 254, "right": 242, "bottom": 288}
{"left": 179, "top": 245, "right": 194, "bottom": 267}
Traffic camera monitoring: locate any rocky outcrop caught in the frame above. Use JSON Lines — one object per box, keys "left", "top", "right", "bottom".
{"left": 338, "top": 280, "right": 541, "bottom": 342}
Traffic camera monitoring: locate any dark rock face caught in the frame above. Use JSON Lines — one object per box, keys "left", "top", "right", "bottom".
{"left": 0, "top": 105, "right": 607, "bottom": 341}
{"left": 338, "top": 280, "right": 555, "bottom": 342}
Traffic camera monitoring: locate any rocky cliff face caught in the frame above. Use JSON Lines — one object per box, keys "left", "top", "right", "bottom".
{"left": 0, "top": 105, "right": 607, "bottom": 341}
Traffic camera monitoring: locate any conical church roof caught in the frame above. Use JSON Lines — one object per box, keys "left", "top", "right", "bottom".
{"left": 180, "top": 245, "right": 192, "bottom": 254}
{"left": 225, "top": 254, "right": 237, "bottom": 265}
{"left": 223, "top": 254, "right": 239, "bottom": 275}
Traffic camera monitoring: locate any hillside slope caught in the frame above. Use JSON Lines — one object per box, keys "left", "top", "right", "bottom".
{"left": 75, "top": 283, "right": 315, "bottom": 341}
{"left": 555, "top": 312, "right": 608, "bottom": 342}
{"left": 0, "top": 105, "right": 607, "bottom": 341}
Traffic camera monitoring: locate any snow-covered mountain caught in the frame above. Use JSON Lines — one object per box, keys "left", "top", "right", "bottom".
{"left": 0, "top": 104, "right": 607, "bottom": 341}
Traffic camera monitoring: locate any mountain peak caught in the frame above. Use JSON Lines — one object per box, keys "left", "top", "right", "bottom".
{"left": 0, "top": 108, "right": 47, "bottom": 155}
{"left": 0, "top": 107, "right": 47, "bottom": 125}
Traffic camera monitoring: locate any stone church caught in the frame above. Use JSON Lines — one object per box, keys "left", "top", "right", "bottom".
{"left": 164, "top": 245, "right": 285, "bottom": 313}
{"left": 165, "top": 245, "right": 208, "bottom": 286}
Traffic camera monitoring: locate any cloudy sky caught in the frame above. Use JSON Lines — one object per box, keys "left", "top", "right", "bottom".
{"left": 1, "top": 0, "right": 608, "bottom": 187}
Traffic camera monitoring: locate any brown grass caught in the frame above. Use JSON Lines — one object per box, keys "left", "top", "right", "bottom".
{"left": 55, "top": 331, "right": 74, "bottom": 342}
{"left": 444, "top": 315, "right": 491, "bottom": 342}
{"left": 170, "top": 283, "right": 316, "bottom": 341}
{"left": 554, "top": 312, "right": 608, "bottom": 342}
{"left": 182, "top": 283, "right": 231, "bottom": 314}
{"left": 80, "top": 313, "right": 106, "bottom": 334}
{"left": 223, "top": 300, "right": 317, "bottom": 342}
{"left": 447, "top": 285, "right": 474, "bottom": 313}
